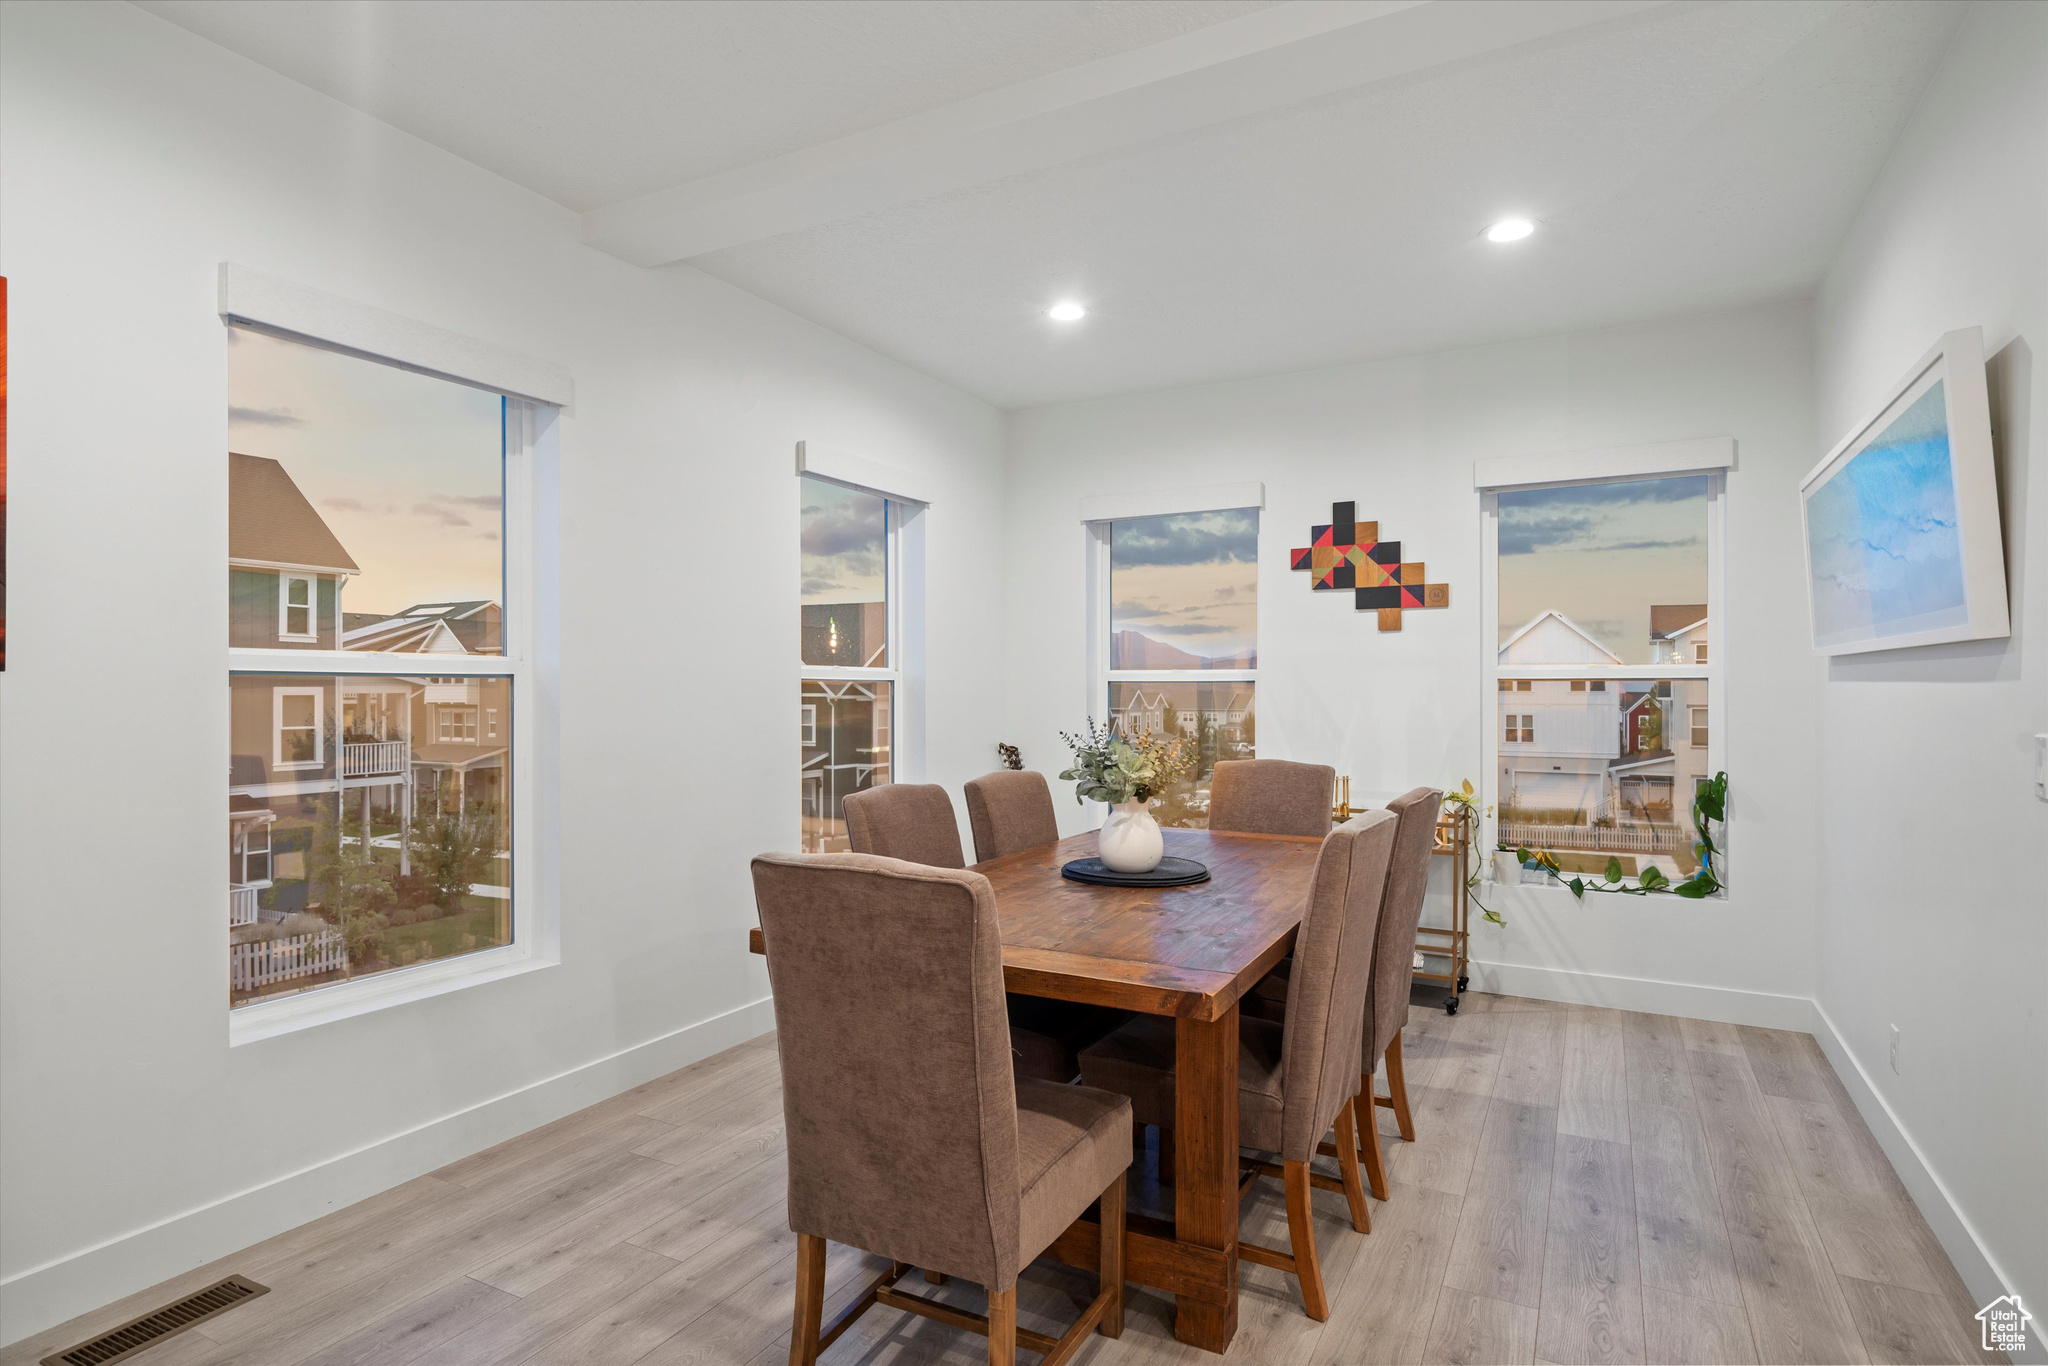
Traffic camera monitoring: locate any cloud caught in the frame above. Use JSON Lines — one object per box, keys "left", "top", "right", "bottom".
{"left": 1498, "top": 514, "right": 1596, "bottom": 555}
{"left": 413, "top": 502, "right": 472, "bottom": 528}
{"left": 1213, "top": 586, "right": 1238, "bottom": 601}
{"left": 1112, "top": 599, "right": 1167, "bottom": 620}
{"left": 1112, "top": 510, "right": 1258, "bottom": 567}
{"left": 323, "top": 497, "right": 368, "bottom": 513}
{"left": 229, "top": 405, "right": 303, "bottom": 427}
{"left": 802, "top": 576, "right": 845, "bottom": 595}
{"left": 1158, "top": 623, "right": 1239, "bottom": 635}
{"left": 409, "top": 493, "right": 503, "bottom": 528}
{"left": 801, "top": 501, "right": 884, "bottom": 558}
{"left": 1603, "top": 537, "right": 1703, "bottom": 552}
{"left": 1498, "top": 475, "right": 1708, "bottom": 511}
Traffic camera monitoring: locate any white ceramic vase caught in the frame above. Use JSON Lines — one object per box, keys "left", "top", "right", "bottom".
{"left": 1098, "top": 799, "right": 1165, "bottom": 874}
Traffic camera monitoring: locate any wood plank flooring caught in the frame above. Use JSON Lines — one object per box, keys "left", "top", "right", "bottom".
{"left": 2, "top": 996, "right": 1999, "bottom": 1366}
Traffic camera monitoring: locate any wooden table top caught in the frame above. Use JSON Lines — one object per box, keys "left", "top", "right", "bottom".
{"left": 748, "top": 828, "right": 1324, "bottom": 1023}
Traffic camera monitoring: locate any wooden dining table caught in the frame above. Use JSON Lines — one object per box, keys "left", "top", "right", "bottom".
{"left": 747, "top": 825, "right": 1325, "bottom": 1354}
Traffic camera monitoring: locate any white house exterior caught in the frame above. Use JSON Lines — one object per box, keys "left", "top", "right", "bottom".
{"left": 1497, "top": 612, "right": 1624, "bottom": 822}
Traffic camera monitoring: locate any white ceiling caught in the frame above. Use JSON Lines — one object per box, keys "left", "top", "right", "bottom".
{"left": 138, "top": 0, "right": 1965, "bottom": 410}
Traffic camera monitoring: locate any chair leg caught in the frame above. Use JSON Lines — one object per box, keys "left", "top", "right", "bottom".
{"left": 789, "top": 1233, "right": 827, "bottom": 1366}
{"left": 1332, "top": 1099, "right": 1372, "bottom": 1234}
{"left": 1358, "top": 1081, "right": 1390, "bottom": 1201}
{"left": 987, "top": 1285, "right": 1018, "bottom": 1366}
{"left": 1386, "top": 1033, "right": 1416, "bottom": 1141}
{"left": 1099, "top": 1170, "right": 1126, "bottom": 1338}
{"left": 1282, "top": 1160, "right": 1330, "bottom": 1321}
{"left": 924, "top": 1268, "right": 947, "bottom": 1284}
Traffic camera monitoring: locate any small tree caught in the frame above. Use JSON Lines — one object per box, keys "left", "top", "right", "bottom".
{"left": 411, "top": 801, "right": 501, "bottom": 912}
{"left": 311, "top": 799, "right": 393, "bottom": 970}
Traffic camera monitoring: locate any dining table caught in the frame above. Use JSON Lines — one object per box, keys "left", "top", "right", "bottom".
{"left": 747, "top": 824, "right": 1326, "bottom": 1354}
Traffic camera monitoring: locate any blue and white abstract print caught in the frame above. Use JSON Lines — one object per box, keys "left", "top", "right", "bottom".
{"left": 1806, "top": 379, "right": 1967, "bottom": 648}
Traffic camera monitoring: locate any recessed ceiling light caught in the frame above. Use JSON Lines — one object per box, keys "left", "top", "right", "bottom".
{"left": 1485, "top": 217, "right": 1536, "bottom": 244}
{"left": 1047, "top": 301, "right": 1087, "bottom": 322}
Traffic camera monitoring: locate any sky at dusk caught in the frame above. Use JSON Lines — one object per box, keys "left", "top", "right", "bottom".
{"left": 1498, "top": 476, "right": 1707, "bottom": 663}
{"left": 799, "top": 477, "right": 886, "bottom": 606}
{"left": 1111, "top": 509, "right": 1258, "bottom": 663}
{"left": 228, "top": 327, "right": 503, "bottom": 618}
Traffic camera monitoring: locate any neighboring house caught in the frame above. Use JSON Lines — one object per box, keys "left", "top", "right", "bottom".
{"left": 229, "top": 452, "right": 358, "bottom": 649}
{"left": 1497, "top": 611, "right": 1623, "bottom": 821}
{"left": 1651, "top": 602, "right": 1709, "bottom": 665}
{"left": 800, "top": 679, "right": 890, "bottom": 851}
{"left": 1112, "top": 687, "right": 1255, "bottom": 756}
{"left": 344, "top": 600, "right": 503, "bottom": 654}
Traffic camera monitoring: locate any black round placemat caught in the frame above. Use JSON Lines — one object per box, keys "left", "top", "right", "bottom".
{"left": 1060, "top": 856, "right": 1211, "bottom": 888}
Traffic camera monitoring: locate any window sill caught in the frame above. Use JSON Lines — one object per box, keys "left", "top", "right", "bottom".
{"left": 229, "top": 944, "right": 555, "bottom": 1045}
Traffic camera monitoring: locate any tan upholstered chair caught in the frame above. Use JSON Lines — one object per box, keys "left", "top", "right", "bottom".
{"left": 1207, "top": 759, "right": 1336, "bottom": 838}
{"left": 754, "top": 853, "right": 1132, "bottom": 1366}
{"left": 1075, "top": 811, "right": 1397, "bottom": 1320}
{"left": 962, "top": 770, "right": 1061, "bottom": 863}
{"left": 1347, "top": 786, "right": 1443, "bottom": 1201}
{"left": 841, "top": 783, "right": 967, "bottom": 868}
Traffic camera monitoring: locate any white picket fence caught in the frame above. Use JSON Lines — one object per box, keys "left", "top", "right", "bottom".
{"left": 230, "top": 929, "right": 347, "bottom": 992}
{"left": 1498, "top": 821, "right": 1689, "bottom": 855}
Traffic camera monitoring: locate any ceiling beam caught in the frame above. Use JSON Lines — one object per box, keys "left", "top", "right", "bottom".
{"left": 580, "top": 0, "right": 1666, "bottom": 267}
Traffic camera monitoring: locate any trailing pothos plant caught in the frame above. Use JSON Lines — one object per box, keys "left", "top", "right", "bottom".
{"left": 1512, "top": 770, "right": 1728, "bottom": 900}
{"left": 1439, "top": 781, "right": 1505, "bottom": 926}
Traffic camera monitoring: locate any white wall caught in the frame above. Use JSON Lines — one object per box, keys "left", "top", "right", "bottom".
{"left": 1002, "top": 300, "right": 1821, "bottom": 1023}
{"left": 0, "top": 1, "right": 1005, "bottom": 1344}
{"left": 1812, "top": 0, "right": 2048, "bottom": 1321}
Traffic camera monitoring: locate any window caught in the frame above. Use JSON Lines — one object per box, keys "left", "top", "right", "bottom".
{"left": 1095, "top": 508, "right": 1258, "bottom": 827}
{"left": 799, "top": 474, "right": 901, "bottom": 852}
{"left": 274, "top": 687, "right": 323, "bottom": 768}
{"left": 279, "top": 574, "right": 316, "bottom": 640}
{"left": 228, "top": 326, "right": 530, "bottom": 1010}
{"left": 1488, "top": 471, "right": 1720, "bottom": 886}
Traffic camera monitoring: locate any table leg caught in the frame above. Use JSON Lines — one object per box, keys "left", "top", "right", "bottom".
{"left": 1173, "top": 1005, "right": 1240, "bottom": 1352}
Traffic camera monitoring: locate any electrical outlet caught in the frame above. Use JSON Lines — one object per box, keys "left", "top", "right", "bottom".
{"left": 1889, "top": 1024, "right": 1901, "bottom": 1075}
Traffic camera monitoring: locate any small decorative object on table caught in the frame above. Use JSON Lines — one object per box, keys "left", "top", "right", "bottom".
{"left": 1057, "top": 719, "right": 1195, "bottom": 875}
{"left": 996, "top": 741, "right": 1023, "bottom": 771}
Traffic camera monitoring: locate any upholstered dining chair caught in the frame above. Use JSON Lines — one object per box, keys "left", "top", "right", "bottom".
{"left": 1075, "top": 810, "right": 1397, "bottom": 1320}
{"left": 841, "top": 783, "right": 967, "bottom": 868}
{"left": 1206, "top": 759, "right": 1336, "bottom": 839}
{"left": 962, "top": 769, "right": 1061, "bottom": 863}
{"left": 1346, "top": 785, "right": 1443, "bottom": 1201}
{"left": 753, "top": 852, "right": 1132, "bottom": 1366}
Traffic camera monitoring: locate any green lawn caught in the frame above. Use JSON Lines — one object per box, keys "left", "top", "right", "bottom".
{"left": 383, "top": 906, "right": 504, "bottom": 965}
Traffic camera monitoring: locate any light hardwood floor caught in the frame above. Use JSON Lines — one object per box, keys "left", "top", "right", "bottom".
{"left": 3, "top": 994, "right": 1999, "bottom": 1366}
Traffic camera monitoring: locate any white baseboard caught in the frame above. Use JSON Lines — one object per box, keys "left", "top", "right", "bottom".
{"left": 1467, "top": 960, "right": 2035, "bottom": 1361}
{"left": 0, "top": 997, "right": 777, "bottom": 1350}
{"left": 1466, "top": 959, "right": 1816, "bottom": 1029}
{"left": 1806, "top": 1002, "right": 2039, "bottom": 1362}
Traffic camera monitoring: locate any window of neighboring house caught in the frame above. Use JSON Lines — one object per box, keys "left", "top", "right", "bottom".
{"left": 234, "top": 822, "right": 272, "bottom": 885}
{"left": 274, "top": 687, "right": 324, "bottom": 768}
{"left": 1093, "top": 507, "right": 1258, "bottom": 828}
{"left": 799, "top": 474, "right": 905, "bottom": 853}
{"left": 1490, "top": 471, "right": 1721, "bottom": 886}
{"left": 279, "top": 574, "right": 316, "bottom": 640}
{"left": 228, "top": 323, "right": 533, "bottom": 1013}
{"left": 438, "top": 705, "right": 479, "bottom": 743}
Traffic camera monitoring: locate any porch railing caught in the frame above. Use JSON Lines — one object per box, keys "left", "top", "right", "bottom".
{"left": 231, "top": 930, "right": 347, "bottom": 993}
{"left": 229, "top": 885, "right": 260, "bottom": 926}
{"left": 342, "top": 740, "right": 408, "bottom": 777}
{"left": 1497, "top": 821, "right": 1690, "bottom": 855}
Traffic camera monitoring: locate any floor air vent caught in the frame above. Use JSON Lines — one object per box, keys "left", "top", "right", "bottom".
{"left": 42, "top": 1275, "right": 269, "bottom": 1366}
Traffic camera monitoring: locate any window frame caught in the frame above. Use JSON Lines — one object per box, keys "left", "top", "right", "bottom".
{"left": 278, "top": 572, "right": 317, "bottom": 642}
{"left": 1481, "top": 469, "right": 1725, "bottom": 893}
{"left": 797, "top": 472, "right": 922, "bottom": 850}
{"left": 272, "top": 686, "right": 325, "bottom": 769}
{"left": 229, "top": 380, "right": 554, "bottom": 1044}
{"left": 1086, "top": 508, "right": 1260, "bottom": 823}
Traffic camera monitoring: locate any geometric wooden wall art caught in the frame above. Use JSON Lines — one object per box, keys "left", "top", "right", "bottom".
{"left": 1289, "top": 499, "right": 1450, "bottom": 631}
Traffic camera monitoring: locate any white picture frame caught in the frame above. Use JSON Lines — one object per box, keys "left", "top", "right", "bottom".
{"left": 1799, "top": 326, "right": 2008, "bottom": 656}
